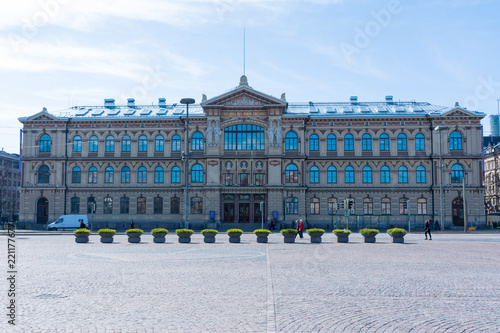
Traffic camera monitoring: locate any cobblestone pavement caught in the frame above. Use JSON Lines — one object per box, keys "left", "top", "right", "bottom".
{"left": 1, "top": 232, "right": 499, "bottom": 332}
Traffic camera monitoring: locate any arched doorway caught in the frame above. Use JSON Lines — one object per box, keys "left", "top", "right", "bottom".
{"left": 37, "top": 197, "right": 49, "bottom": 224}
{"left": 452, "top": 197, "right": 464, "bottom": 226}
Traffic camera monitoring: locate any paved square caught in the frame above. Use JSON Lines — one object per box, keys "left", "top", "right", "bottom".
{"left": 2, "top": 232, "right": 499, "bottom": 332}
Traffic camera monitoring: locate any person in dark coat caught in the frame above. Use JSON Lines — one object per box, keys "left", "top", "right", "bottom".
{"left": 79, "top": 219, "right": 86, "bottom": 229}
{"left": 424, "top": 220, "right": 432, "bottom": 240}
{"left": 131, "top": 220, "right": 135, "bottom": 229}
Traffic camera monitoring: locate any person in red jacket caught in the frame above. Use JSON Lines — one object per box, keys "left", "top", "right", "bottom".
{"left": 297, "top": 219, "right": 304, "bottom": 238}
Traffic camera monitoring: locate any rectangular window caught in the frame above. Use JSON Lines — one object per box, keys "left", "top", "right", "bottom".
{"left": 104, "top": 197, "right": 113, "bottom": 214}
{"left": 70, "top": 198, "right": 80, "bottom": 214}
{"left": 191, "top": 197, "right": 203, "bottom": 214}
{"left": 137, "top": 197, "right": 146, "bottom": 214}
{"left": 382, "top": 200, "right": 391, "bottom": 215}
{"left": 224, "top": 173, "right": 233, "bottom": 186}
{"left": 255, "top": 173, "right": 264, "bottom": 186}
{"left": 171, "top": 197, "right": 180, "bottom": 214}
{"left": 240, "top": 173, "right": 248, "bottom": 186}
{"left": 120, "top": 197, "right": 129, "bottom": 214}
{"left": 154, "top": 197, "right": 163, "bottom": 214}
{"left": 285, "top": 197, "right": 298, "bottom": 215}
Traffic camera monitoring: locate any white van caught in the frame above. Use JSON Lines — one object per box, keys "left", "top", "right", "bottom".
{"left": 47, "top": 215, "right": 88, "bottom": 231}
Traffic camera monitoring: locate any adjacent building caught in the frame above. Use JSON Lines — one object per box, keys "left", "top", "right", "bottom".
{"left": 0, "top": 150, "right": 20, "bottom": 222}
{"left": 18, "top": 76, "right": 486, "bottom": 229}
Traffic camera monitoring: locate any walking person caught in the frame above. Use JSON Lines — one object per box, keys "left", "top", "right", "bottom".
{"left": 297, "top": 219, "right": 304, "bottom": 239}
{"left": 79, "top": 219, "right": 86, "bottom": 229}
{"left": 131, "top": 219, "right": 135, "bottom": 229}
{"left": 424, "top": 219, "right": 432, "bottom": 240}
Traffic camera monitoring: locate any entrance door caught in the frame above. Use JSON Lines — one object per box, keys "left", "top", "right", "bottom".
{"left": 37, "top": 198, "right": 49, "bottom": 224}
{"left": 223, "top": 203, "right": 234, "bottom": 223}
{"left": 239, "top": 203, "right": 250, "bottom": 223}
{"left": 452, "top": 197, "right": 464, "bottom": 226}
{"left": 254, "top": 203, "right": 263, "bottom": 223}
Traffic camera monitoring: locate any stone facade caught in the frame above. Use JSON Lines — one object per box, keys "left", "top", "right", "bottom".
{"left": 0, "top": 150, "right": 20, "bottom": 222}
{"left": 18, "top": 76, "right": 486, "bottom": 229}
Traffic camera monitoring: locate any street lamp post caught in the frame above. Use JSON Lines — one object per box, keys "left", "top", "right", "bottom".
{"left": 181, "top": 98, "right": 195, "bottom": 229}
{"left": 435, "top": 125, "right": 448, "bottom": 231}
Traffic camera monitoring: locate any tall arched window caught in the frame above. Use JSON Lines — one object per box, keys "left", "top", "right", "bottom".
{"left": 155, "top": 135, "right": 164, "bottom": 152}
{"left": 170, "top": 197, "right": 180, "bottom": 214}
{"left": 104, "top": 166, "right": 114, "bottom": 183}
{"left": 90, "top": 135, "right": 99, "bottom": 152}
{"left": 71, "top": 197, "right": 80, "bottom": 214}
{"left": 72, "top": 167, "right": 81, "bottom": 183}
{"left": 138, "top": 135, "right": 148, "bottom": 152}
{"left": 40, "top": 134, "right": 51, "bottom": 152}
{"left": 38, "top": 165, "right": 50, "bottom": 183}
{"left": 328, "top": 197, "right": 337, "bottom": 215}
{"left": 224, "top": 124, "right": 265, "bottom": 150}
{"left": 285, "top": 132, "right": 298, "bottom": 150}
{"left": 285, "top": 164, "right": 298, "bottom": 183}
{"left": 191, "top": 164, "right": 203, "bottom": 183}
{"left": 120, "top": 197, "right": 129, "bottom": 214}
{"left": 73, "top": 136, "right": 82, "bottom": 152}
{"left": 138, "top": 166, "right": 147, "bottom": 183}
{"left": 310, "top": 198, "right": 320, "bottom": 215}
{"left": 105, "top": 135, "right": 114, "bottom": 152}
{"left": 380, "top": 134, "right": 389, "bottom": 151}
{"left": 381, "top": 198, "right": 391, "bottom": 215}
{"left": 363, "top": 197, "right": 373, "bottom": 215}
{"left": 362, "top": 134, "right": 371, "bottom": 151}
{"left": 380, "top": 166, "right": 390, "bottom": 183}
{"left": 88, "top": 167, "right": 97, "bottom": 184}
{"left": 416, "top": 166, "right": 426, "bottom": 183}
{"left": 309, "top": 134, "right": 319, "bottom": 151}
{"left": 415, "top": 133, "right": 425, "bottom": 151}
{"left": 171, "top": 166, "right": 180, "bottom": 183}
{"left": 397, "top": 134, "right": 407, "bottom": 151}
{"left": 327, "top": 134, "right": 336, "bottom": 151}
{"left": 122, "top": 136, "right": 131, "bottom": 152}
{"left": 327, "top": 166, "right": 337, "bottom": 183}
{"left": 345, "top": 166, "right": 354, "bottom": 183}
{"left": 417, "top": 198, "right": 427, "bottom": 214}
{"left": 172, "top": 135, "right": 181, "bottom": 152}
{"left": 344, "top": 134, "right": 354, "bottom": 151}
{"left": 451, "top": 164, "right": 464, "bottom": 183}
{"left": 192, "top": 132, "right": 204, "bottom": 151}
{"left": 398, "top": 166, "right": 408, "bottom": 183}
{"left": 450, "top": 131, "right": 462, "bottom": 150}
{"left": 121, "top": 166, "right": 130, "bottom": 183}
{"left": 362, "top": 166, "right": 372, "bottom": 183}
{"left": 103, "top": 196, "right": 113, "bottom": 214}
{"left": 310, "top": 166, "right": 319, "bottom": 183}
{"left": 154, "top": 166, "right": 164, "bottom": 183}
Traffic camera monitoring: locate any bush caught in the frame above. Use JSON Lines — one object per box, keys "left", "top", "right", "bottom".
{"left": 387, "top": 228, "right": 407, "bottom": 237}
{"left": 281, "top": 228, "right": 298, "bottom": 235}
{"left": 359, "top": 228, "right": 379, "bottom": 236}
{"left": 98, "top": 229, "right": 116, "bottom": 235}
{"left": 74, "top": 228, "right": 90, "bottom": 235}
{"left": 253, "top": 229, "right": 271, "bottom": 234}
{"left": 176, "top": 229, "right": 194, "bottom": 235}
{"left": 306, "top": 228, "right": 325, "bottom": 234}
{"left": 227, "top": 229, "right": 243, "bottom": 235}
{"left": 468, "top": 227, "right": 475, "bottom": 231}
{"left": 126, "top": 229, "right": 144, "bottom": 235}
{"left": 151, "top": 228, "right": 168, "bottom": 235}
{"left": 201, "top": 229, "right": 219, "bottom": 235}
{"left": 332, "top": 229, "right": 351, "bottom": 235}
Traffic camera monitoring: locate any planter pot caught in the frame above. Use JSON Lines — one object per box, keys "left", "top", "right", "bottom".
{"left": 255, "top": 233, "right": 269, "bottom": 243}
{"left": 308, "top": 232, "right": 323, "bottom": 243}
{"left": 228, "top": 234, "right": 241, "bottom": 243}
{"left": 203, "top": 233, "right": 217, "bottom": 243}
{"left": 363, "top": 233, "right": 377, "bottom": 243}
{"left": 391, "top": 236, "right": 405, "bottom": 243}
{"left": 334, "top": 234, "right": 349, "bottom": 243}
{"left": 152, "top": 233, "right": 167, "bottom": 243}
{"left": 283, "top": 234, "right": 296, "bottom": 243}
{"left": 127, "top": 233, "right": 141, "bottom": 243}
{"left": 100, "top": 234, "right": 114, "bottom": 243}
{"left": 75, "top": 234, "right": 89, "bottom": 243}
{"left": 177, "top": 234, "right": 191, "bottom": 243}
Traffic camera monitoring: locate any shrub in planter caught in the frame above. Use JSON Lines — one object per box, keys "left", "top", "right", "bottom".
{"left": 281, "top": 228, "right": 298, "bottom": 243}
{"left": 387, "top": 228, "right": 406, "bottom": 243}
{"left": 98, "top": 229, "right": 116, "bottom": 243}
{"left": 151, "top": 228, "right": 168, "bottom": 243}
{"left": 176, "top": 229, "right": 194, "bottom": 243}
{"left": 126, "top": 228, "right": 144, "bottom": 243}
{"left": 332, "top": 229, "right": 351, "bottom": 243}
{"left": 253, "top": 229, "right": 271, "bottom": 243}
{"left": 359, "top": 228, "right": 379, "bottom": 243}
{"left": 306, "top": 228, "right": 325, "bottom": 243}
{"left": 201, "top": 229, "right": 218, "bottom": 243}
{"left": 74, "top": 228, "right": 90, "bottom": 243}
{"left": 227, "top": 229, "right": 243, "bottom": 243}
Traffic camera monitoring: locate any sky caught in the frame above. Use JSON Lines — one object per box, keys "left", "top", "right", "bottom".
{"left": 1, "top": 0, "right": 499, "bottom": 153}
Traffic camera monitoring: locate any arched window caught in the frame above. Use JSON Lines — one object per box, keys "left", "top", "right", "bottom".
{"left": 121, "top": 167, "right": 130, "bottom": 183}
{"left": 309, "top": 134, "right": 319, "bottom": 151}
{"left": 310, "top": 166, "right": 319, "bottom": 183}
{"left": 327, "top": 166, "right": 337, "bottom": 183}
{"left": 103, "top": 196, "right": 113, "bottom": 214}
{"left": 224, "top": 124, "right": 265, "bottom": 150}
{"left": 450, "top": 131, "right": 462, "bottom": 150}
{"left": 171, "top": 166, "right": 180, "bottom": 183}
{"left": 380, "top": 134, "right": 389, "bottom": 151}
{"left": 154, "top": 166, "right": 164, "bottom": 183}
{"left": 397, "top": 134, "right": 407, "bottom": 151}
{"left": 172, "top": 135, "right": 181, "bottom": 152}
{"left": 72, "top": 167, "right": 81, "bottom": 183}
{"left": 88, "top": 167, "right": 97, "bottom": 184}
{"left": 327, "top": 134, "right": 336, "bottom": 151}
{"left": 70, "top": 197, "right": 80, "bottom": 214}
{"left": 362, "top": 166, "right": 372, "bottom": 183}
{"left": 191, "top": 164, "right": 203, "bottom": 183}
{"left": 398, "top": 166, "right": 408, "bottom": 183}
{"left": 154, "top": 196, "right": 163, "bottom": 214}
{"left": 40, "top": 134, "right": 51, "bottom": 152}
{"left": 399, "top": 198, "right": 409, "bottom": 214}
{"left": 451, "top": 164, "right": 464, "bottom": 183}
{"left": 285, "top": 132, "right": 298, "bottom": 150}
{"left": 155, "top": 135, "right": 164, "bottom": 152}
{"left": 362, "top": 134, "right": 371, "bottom": 151}
{"left": 344, "top": 134, "right": 354, "bottom": 151}
{"left": 137, "top": 197, "right": 146, "bottom": 214}
{"left": 138, "top": 135, "right": 148, "bottom": 152}
{"left": 345, "top": 166, "right": 354, "bottom": 183}
{"left": 363, "top": 197, "right": 373, "bottom": 215}
{"left": 417, "top": 198, "right": 427, "bottom": 214}
{"left": 89, "top": 135, "right": 98, "bottom": 152}
{"left": 381, "top": 198, "right": 391, "bottom": 215}
{"left": 38, "top": 165, "right": 50, "bottom": 183}
{"left": 104, "top": 166, "right": 114, "bottom": 183}
{"left": 285, "top": 164, "right": 298, "bottom": 183}
{"left": 73, "top": 136, "right": 82, "bottom": 152}
{"left": 87, "top": 196, "right": 96, "bottom": 214}
{"left": 328, "top": 197, "right": 337, "bottom": 215}
{"left": 192, "top": 132, "right": 204, "bottom": 151}
{"left": 138, "top": 166, "right": 147, "bottom": 183}
{"left": 416, "top": 166, "right": 426, "bottom": 183}
{"left": 380, "top": 166, "right": 390, "bottom": 183}
{"left": 191, "top": 197, "right": 203, "bottom": 214}
{"left": 120, "top": 197, "right": 129, "bottom": 214}
{"left": 415, "top": 133, "right": 425, "bottom": 151}
{"left": 122, "top": 136, "right": 131, "bottom": 152}
{"left": 310, "top": 198, "right": 320, "bottom": 215}
{"left": 105, "top": 135, "right": 114, "bottom": 152}
{"left": 171, "top": 197, "right": 180, "bottom": 214}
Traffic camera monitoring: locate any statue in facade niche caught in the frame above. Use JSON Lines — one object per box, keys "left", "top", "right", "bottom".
{"left": 275, "top": 119, "right": 282, "bottom": 146}
{"left": 213, "top": 120, "right": 222, "bottom": 146}
{"left": 206, "top": 120, "right": 213, "bottom": 146}
{"left": 267, "top": 119, "right": 275, "bottom": 146}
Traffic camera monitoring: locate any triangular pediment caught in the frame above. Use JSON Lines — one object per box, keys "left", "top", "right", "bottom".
{"left": 202, "top": 85, "right": 287, "bottom": 107}
{"left": 25, "top": 110, "right": 59, "bottom": 122}
{"left": 442, "top": 107, "right": 477, "bottom": 117}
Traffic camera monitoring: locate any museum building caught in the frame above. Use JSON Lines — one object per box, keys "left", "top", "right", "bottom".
{"left": 18, "top": 76, "right": 486, "bottom": 230}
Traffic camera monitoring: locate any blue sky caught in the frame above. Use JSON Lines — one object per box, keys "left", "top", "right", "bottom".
{"left": 1, "top": 0, "right": 499, "bottom": 153}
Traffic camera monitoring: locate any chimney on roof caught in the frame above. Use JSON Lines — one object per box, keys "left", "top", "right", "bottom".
{"left": 104, "top": 99, "right": 115, "bottom": 108}
{"left": 127, "top": 98, "right": 135, "bottom": 108}
{"left": 385, "top": 96, "right": 393, "bottom": 104}
{"left": 42, "top": 107, "right": 47, "bottom": 112}
{"left": 158, "top": 98, "right": 166, "bottom": 108}
{"left": 350, "top": 96, "right": 358, "bottom": 104}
